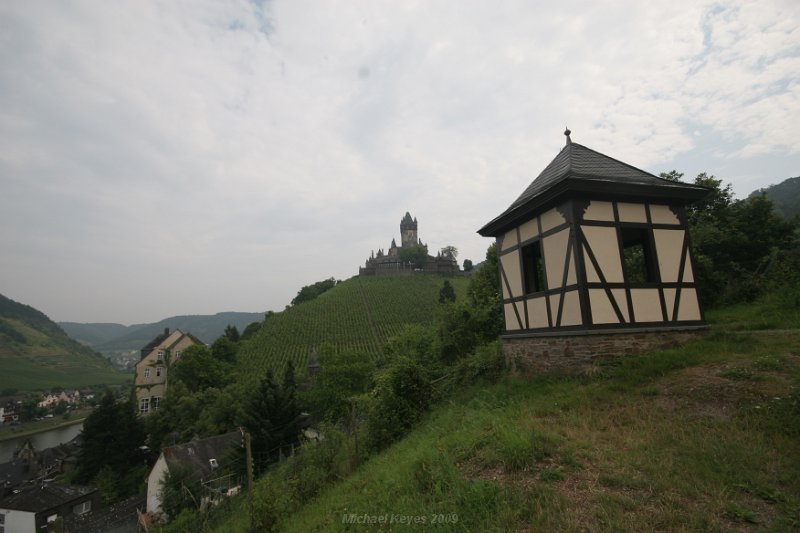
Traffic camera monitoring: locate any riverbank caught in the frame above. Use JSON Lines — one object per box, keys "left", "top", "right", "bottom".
{"left": 0, "top": 409, "right": 90, "bottom": 443}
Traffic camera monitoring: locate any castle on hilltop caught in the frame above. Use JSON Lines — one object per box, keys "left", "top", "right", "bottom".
{"left": 359, "top": 212, "right": 458, "bottom": 276}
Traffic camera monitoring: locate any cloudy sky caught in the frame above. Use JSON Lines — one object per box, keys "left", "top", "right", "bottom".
{"left": 1, "top": 0, "right": 798, "bottom": 324}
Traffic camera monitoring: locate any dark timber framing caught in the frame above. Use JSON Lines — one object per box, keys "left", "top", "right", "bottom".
{"left": 481, "top": 133, "right": 710, "bottom": 339}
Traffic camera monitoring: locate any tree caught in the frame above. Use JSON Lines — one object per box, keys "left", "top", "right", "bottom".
{"left": 462, "top": 259, "right": 474, "bottom": 272}
{"left": 399, "top": 244, "right": 429, "bottom": 269}
{"left": 171, "top": 345, "right": 230, "bottom": 393}
{"left": 211, "top": 336, "right": 237, "bottom": 364}
{"left": 241, "top": 321, "right": 261, "bottom": 341}
{"left": 659, "top": 170, "right": 684, "bottom": 182}
{"left": 687, "top": 172, "right": 734, "bottom": 226}
{"left": 292, "top": 278, "right": 338, "bottom": 306}
{"left": 160, "top": 464, "right": 203, "bottom": 519}
{"left": 366, "top": 358, "right": 432, "bottom": 451}
{"left": 438, "top": 280, "right": 456, "bottom": 304}
{"left": 75, "top": 391, "right": 145, "bottom": 500}
{"left": 19, "top": 394, "right": 44, "bottom": 422}
{"left": 243, "top": 363, "right": 305, "bottom": 473}
{"left": 672, "top": 171, "right": 798, "bottom": 306}
{"left": 224, "top": 325, "right": 240, "bottom": 342}
{"left": 441, "top": 245, "right": 458, "bottom": 261}
{"left": 300, "top": 348, "right": 376, "bottom": 423}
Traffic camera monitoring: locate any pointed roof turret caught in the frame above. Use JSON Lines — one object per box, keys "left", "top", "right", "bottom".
{"left": 478, "top": 131, "right": 709, "bottom": 236}
{"left": 400, "top": 211, "right": 417, "bottom": 230}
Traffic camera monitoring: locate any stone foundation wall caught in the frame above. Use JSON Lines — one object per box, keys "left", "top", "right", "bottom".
{"left": 502, "top": 328, "right": 708, "bottom": 375}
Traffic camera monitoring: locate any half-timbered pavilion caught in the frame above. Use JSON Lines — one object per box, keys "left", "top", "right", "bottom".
{"left": 478, "top": 130, "right": 710, "bottom": 372}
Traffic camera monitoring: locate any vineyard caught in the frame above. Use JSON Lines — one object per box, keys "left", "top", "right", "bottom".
{"left": 236, "top": 275, "right": 470, "bottom": 377}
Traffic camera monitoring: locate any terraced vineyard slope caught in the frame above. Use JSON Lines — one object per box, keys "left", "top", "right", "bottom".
{"left": 0, "top": 293, "right": 129, "bottom": 390}
{"left": 237, "top": 275, "right": 469, "bottom": 376}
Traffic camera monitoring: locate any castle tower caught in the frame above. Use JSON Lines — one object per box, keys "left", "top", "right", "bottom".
{"left": 400, "top": 212, "right": 418, "bottom": 248}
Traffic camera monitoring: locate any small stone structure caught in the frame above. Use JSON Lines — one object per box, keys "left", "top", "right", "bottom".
{"left": 503, "top": 328, "right": 706, "bottom": 374}
{"left": 478, "top": 130, "right": 710, "bottom": 373}
{"left": 360, "top": 212, "right": 458, "bottom": 276}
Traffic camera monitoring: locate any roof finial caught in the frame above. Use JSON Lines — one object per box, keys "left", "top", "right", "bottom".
{"left": 564, "top": 127, "right": 572, "bottom": 145}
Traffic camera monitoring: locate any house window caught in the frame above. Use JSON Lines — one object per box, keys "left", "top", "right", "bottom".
{"left": 152, "top": 396, "right": 161, "bottom": 410}
{"left": 156, "top": 366, "right": 163, "bottom": 377}
{"left": 47, "top": 514, "right": 58, "bottom": 523}
{"left": 73, "top": 500, "right": 92, "bottom": 515}
{"left": 157, "top": 350, "right": 164, "bottom": 362}
{"left": 139, "top": 397, "right": 150, "bottom": 414}
{"left": 144, "top": 368, "right": 150, "bottom": 379}
{"left": 521, "top": 240, "right": 547, "bottom": 294}
{"left": 175, "top": 350, "right": 182, "bottom": 359}
{"left": 620, "top": 227, "right": 656, "bottom": 284}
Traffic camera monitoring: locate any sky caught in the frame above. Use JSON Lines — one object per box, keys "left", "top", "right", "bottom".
{"left": 1, "top": 0, "right": 798, "bottom": 325}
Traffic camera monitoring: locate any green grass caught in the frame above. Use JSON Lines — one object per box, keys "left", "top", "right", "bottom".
{"left": 0, "top": 356, "right": 131, "bottom": 390}
{"left": 706, "top": 289, "right": 800, "bottom": 331}
{"left": 256, "top": 332, "right": 800, "bottom": 532}
{"left": 236, "top": 275, "right": 469, "bottom": 377}
{"left": 1, "top": 303, "right": 127, "bottom": 391}
{"left": 193, "top": 295, "right": 800, "bottom": 532}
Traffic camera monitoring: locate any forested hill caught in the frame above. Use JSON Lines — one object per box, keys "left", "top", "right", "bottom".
{"left": 750, "top": 176, "right": 800, "bottom": 219}
{"left": 0, "top": 293, "right": 127, "bottom": 390}
{"left": 236, "top": 275, "right": 469, "bottom": 377}
{"left": 59, "top": 311, "right": 264, "bottom": 351}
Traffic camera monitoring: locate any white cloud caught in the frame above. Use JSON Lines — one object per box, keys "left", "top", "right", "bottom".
{"left": 0, "top": 0, "right": 798, "bottom": 322}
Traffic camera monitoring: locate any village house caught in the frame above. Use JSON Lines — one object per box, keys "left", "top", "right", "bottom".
{"left": 146, "top": 431, "right": 241, "bottom": 521}
{"left": 37, "top": 390, "right": 80, "bottom": 409}
{"left": 0, "top": 482, "right": 98, "bottom": 532}
{"left": 478, "top": 130, "right": 709, "bottom": 372}
{"left": 134, "top": 328, "right": 203, "bottom": 416}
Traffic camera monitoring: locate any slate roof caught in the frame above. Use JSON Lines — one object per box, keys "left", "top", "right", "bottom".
{"left": 478, "top": 132, "right": 709, "bottom": 236}
{"left": 66, "top": 493, "right": 144, "bottom": 533}
{"left": 0, "top": 483, "right": 95, "bottom": 512}
{"left": 139, "top": 328, "right": 173, "bottom": 357}
{"left": 162, "top": 431, "right": 240, "bottom": 480}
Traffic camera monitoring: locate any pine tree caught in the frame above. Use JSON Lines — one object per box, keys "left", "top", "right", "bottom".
{"left": 75, "top": 390, "right": 145, "bottom": 497}
{"left": 243, "top": 362, "right": 305, "bottom": 472}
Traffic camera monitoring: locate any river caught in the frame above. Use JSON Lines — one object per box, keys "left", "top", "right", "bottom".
{"left": 0, "top": 421, "right": 84, "bottom": 463}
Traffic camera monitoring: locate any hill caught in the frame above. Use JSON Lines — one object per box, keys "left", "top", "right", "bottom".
{"left": 213, "top": 310, "right": 800, "bottom": 532}
{"left": 60, "top": 311, "right": 264, "bottom": 352}
{"left": 0, "top": 294, "right": 129, "bottom": 390}
{"left": 237, "top": 275, "right": 470, "bottom": 376}
{"left": 750, "top": 176, "right": 800, "bottom": 219}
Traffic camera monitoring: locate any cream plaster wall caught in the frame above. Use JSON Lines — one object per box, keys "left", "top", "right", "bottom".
{"left": 526, "top": 296, "right": 549, "bottom": 328}
{"left": 582, "top": 226, "right": 623, "bottom": 282}
{"left": 583, "top": 201, "right": 615, "bottom": 221}
{"left": 500, "top": 250, "right": 523, "bottom": 298}
{"left": 631, "top": 289, "right": 663, "bottom": 322}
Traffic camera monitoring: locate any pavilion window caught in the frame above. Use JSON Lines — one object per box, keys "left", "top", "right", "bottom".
{"left": 521, "top": 240, "right": 547, "bottom": 294}
{"left": 620, "top": 227, "right": 656, "bottom": 284}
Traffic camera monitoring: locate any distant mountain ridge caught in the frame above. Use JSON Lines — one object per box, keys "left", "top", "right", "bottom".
{"left": 0, "top": 293, "right": 126, "bottom": 390}
{"left": 60, "top": 311, "right": 264, "bottom": 352}
{"left": 749, "top": 176, "right": 800, "bottom": 219}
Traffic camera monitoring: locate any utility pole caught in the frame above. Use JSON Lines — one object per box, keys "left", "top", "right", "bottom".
{"left": 245, "top": 431, "right": 255, "bottom": 523}
{"left": 244, "top": 429, "right": 255, "bottom": 526}
{"left": 349, "top": 399, "right": 359, "bottom": 470}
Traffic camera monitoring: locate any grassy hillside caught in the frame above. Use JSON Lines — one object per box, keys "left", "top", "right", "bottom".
{"left": 237, "top": 275, "right": 469, "bottom": 376}
{"left": 0, "top": 294, "right": 129, "bottom": 390}
{"left": 59, "top": 311, "right": 264, "bottom": 351}
{"left": 207, "top": 296, "right": 800, "bottom": 532}
{"left": 750, "top": 176, "right": 800, "bottom": 220}
{"left": 56, "top": 322, "right": 130, "bottom": 346}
